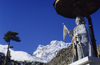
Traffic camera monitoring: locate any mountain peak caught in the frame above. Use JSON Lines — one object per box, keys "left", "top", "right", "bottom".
{"left": 33, "top": 40, "right": 71, "bottom": 62}
{"left": 0, "top": 40, "right": 71, "bottom": 63}
{"left": 38, "top": 45, "right": 45, "bottom": 48}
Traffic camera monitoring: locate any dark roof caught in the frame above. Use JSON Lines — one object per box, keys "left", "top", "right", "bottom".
{"left": 53, "top": 0, "right": 100, "bottom": 18}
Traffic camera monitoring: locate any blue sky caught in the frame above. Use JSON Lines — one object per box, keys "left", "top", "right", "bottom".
{"left": 0, "top": 0, "right": 100, "bottom": 54}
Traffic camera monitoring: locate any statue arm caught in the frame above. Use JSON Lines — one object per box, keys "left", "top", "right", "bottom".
{"left": 68, "top": 30, "right": 73, "bottom": 38}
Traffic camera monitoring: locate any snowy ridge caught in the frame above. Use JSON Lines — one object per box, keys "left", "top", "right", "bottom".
{"left": 0, "top": 40, "right": 71, "bottom": 63}
{"left": 33, "top": 40, "right": 71, "bottom": 62}
{"left": 0, "top": 44, "right": 45, "bottom": 62}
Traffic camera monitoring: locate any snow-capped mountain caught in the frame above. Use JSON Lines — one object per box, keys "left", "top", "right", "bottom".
{"left": 33, "top": 40, "right": 71, "bottom": 62}
{"left": 0, "top": 40, "right": 71, "bottom": 63}
{"left": 0, "top": 44, "right": 44, "bottom": 62}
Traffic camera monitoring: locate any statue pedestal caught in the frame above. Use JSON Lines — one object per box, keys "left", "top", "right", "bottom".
{"left": 69, "top": 56, "right": 100, "bottom": 65}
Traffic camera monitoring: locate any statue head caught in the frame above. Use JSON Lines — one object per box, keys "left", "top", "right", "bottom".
{"left": 75, "top": 15, "right": 85, "bottom": 25}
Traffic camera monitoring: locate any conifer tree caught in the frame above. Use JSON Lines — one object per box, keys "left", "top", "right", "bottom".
{"left": 3, "top": 31, "right": 21, "bottom": 65}
{"left": 0, "top": 52, "right": 5, "bottom": 65}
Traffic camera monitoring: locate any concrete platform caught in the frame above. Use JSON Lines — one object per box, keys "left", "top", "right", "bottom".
{"left": 69, "top": 56, "right": 100, "bottom": 65}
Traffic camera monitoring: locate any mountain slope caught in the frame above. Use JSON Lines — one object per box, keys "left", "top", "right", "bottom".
{"left": 33, "top": 40, "right": 71, "bottom": 62}
{"left": 45, "top": 44, "right": 100, "bottom": 65}
{"left": 0, "top": 44, "right": 43, "bottom": 62}
{"left": 45, "top": 44, "right": 73, "bottom": 65}
{"left": 0, "top": 40, "right": 71, "bottom": 63}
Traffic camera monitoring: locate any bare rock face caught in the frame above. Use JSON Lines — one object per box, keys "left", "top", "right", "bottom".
{"left": 44, "top": 45, "right": 73, "bottom": 65}
{"left": 97, "top": 44, "right": 100, "bottom": 57}
{"left": 43, "top": 44, "right": 100, "bottom": 65}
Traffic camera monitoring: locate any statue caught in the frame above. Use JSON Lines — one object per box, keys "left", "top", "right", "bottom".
{"left": 63, "top": 15, "right": 95, "bottom": 62}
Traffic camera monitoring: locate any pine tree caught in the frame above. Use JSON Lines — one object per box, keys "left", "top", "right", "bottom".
{"left": 0, "top": 52, "right": 5, "bottom": 65}
{"left": 3, "top": 31, "right": 21, "bottom": 65}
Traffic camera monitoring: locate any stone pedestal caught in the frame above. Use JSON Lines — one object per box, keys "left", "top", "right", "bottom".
{"left": 69, "top": 56, "right": 100, "bottom": 65}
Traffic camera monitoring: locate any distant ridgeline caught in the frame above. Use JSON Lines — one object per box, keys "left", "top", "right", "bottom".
{"left": 0, "top": 44, "right": 100, "bottom": 65}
